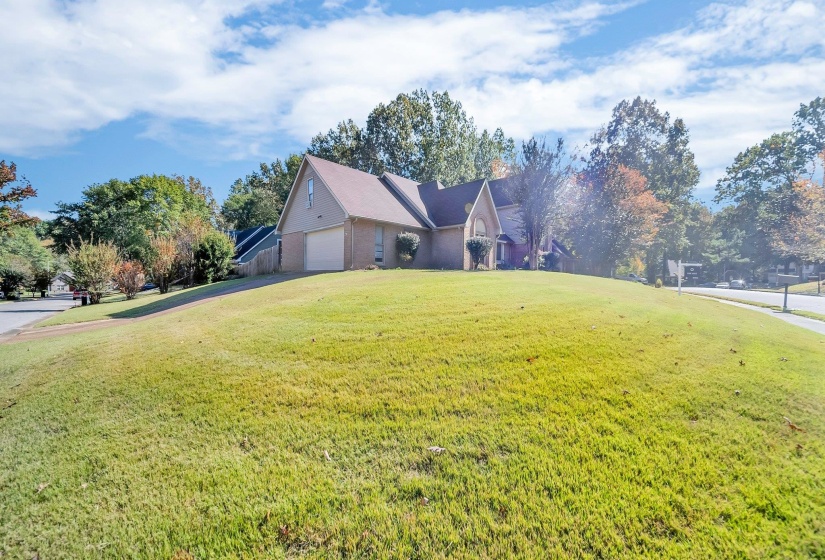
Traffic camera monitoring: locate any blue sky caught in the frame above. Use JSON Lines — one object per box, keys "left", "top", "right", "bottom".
{"left": 2, "top": 0, "right": 823, "bottom": 219}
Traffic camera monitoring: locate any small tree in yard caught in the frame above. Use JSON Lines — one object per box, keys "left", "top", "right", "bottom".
{"left": 0, "top": 260, "right": 31, "bottom": 298}
{"left": 466, "top": 236, "right": 493, "bottom": 269}
{"left": 67, "top": 239, "right": 120, "bottom": 304}
{"left": 194, "top": 231, "right": 235, "bottom": 284}
{"left": 174, "top": 215, "right": 210, "bottom": 287}
{"left": 508, "top": 137, "right": 579, "bottom": 270}
{"left": 115, "top": 260, "right": 146, "bottom": 300}
{"left": 147, "top": 234, "right": 177, "bottom": 294}
{"left": 396, "top": 232, "right": 420, "bottom": 264}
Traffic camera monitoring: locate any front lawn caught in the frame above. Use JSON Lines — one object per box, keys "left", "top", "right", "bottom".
{"left": 1, "top": 271, "right": 823, "bottom": 558}
{"left": 37, "top": 276, "right": 259, "bottom": 327}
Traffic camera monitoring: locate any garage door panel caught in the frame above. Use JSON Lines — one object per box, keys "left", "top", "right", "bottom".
{"left": 306, "top": 227, "right": 344, "bottom": 271}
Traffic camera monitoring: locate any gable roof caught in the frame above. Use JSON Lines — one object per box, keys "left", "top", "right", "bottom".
{"left": 487, "top": 177, "right": 516, "bottom": 207}
{"left": 305, "top": 155, "right": 428, "bottom": 229}
{"left": 230, "top": 226, "right": 263, "bottom": 252}
{"left": 279, "top": 155, "right": 515, "bottom": 233}
{"left": 234, "top": 225, "right": 278, "bottom": 262}
{"left": 381, "top": 171, "right": 436, "bottom": 228}
{"left": 417, "top": 179, "right": 487, "bottom": 227}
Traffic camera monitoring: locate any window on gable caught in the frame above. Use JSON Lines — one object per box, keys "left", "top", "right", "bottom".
{"left": 475, "top": 218, "right": 486, "bottom": 237}
{"left": 375, "top": 226, "right": 384, "bottom": 263}
{"left": 307, "top": 178, "right": 314, "bottom": 208}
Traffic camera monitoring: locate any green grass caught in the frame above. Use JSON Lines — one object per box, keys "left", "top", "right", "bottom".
{"left": 755, "top": 280, "right": 823, "bottom": 296}
{"left": 1, "top": 271, "right": 824, "bottom": 559}
{"left": 37, "top": 277, "right": 257, "bottom": 327}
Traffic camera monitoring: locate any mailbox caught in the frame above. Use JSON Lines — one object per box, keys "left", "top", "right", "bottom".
{"left": 777, "top": 274, "right": 800, "bottom": 285}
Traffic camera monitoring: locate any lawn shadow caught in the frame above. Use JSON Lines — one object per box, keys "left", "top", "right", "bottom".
{"left": 107, "top": 273, "right": 316, "bottom": 320}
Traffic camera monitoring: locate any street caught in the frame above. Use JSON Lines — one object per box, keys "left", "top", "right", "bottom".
{"left": 0, "top": 294, "right": 77, "bottom": 336}
{"left": 679, "top": 287, "right": 825, "bottom": 315}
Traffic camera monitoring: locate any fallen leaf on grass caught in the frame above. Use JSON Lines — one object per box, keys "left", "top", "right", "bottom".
{"left": 784, "top": 417, "right": 805, "bottom": 432}
{"left": 420, "top": 497, "right": 429, "bottom": 506}
{"left": 729, "top": 348, "right": 737, "bottom": 354}
{"left": 622, "top": 389, "right": 630, "bottom": 396}
{"left": 427, "top": 446, "right": 446, "bottom": 454}
{"left": 324, "top": 450, "right": 331, "bottom": 462}
{"left": 526, "top": 356, "right": 538, "bottom": 364}
{"left": 36, "top": 482, "right": 49, "bottom": 494}
{"left": 780, "top": 357, "right": 788, "bottom": 362}
{"left": 739, "top": 360, "right": 745, "bottom": 366}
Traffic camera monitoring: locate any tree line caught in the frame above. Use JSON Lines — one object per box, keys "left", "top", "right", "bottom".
{"left": 0, "top": 168, "right": 234, "bottom": 302}
{"left": 2, "top": 90, "right": 823, "bottom": 297}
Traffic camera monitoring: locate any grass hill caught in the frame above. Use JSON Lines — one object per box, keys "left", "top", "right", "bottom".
{"left": 1, "top": 271, "right": 823, "bottom": 558}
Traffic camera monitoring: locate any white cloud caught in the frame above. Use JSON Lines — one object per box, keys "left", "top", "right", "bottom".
{"left": 0, "top": 0, "right": 823, "bottom": 192}
{"left": 321, "top": 0, "right": 350, "bottom": 9}
{"left": 26, "top": 208, "right": 54, "bottom": 221}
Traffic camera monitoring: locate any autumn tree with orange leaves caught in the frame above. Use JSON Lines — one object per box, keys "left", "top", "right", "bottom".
{"left": 571, "top": 164, "right": 667, "bottom": 276}
{"left": 0, "top": 161, "right": 38, "bottom": 234}
{"left": 771, "top": 179, "right": 825, "bottom": 266}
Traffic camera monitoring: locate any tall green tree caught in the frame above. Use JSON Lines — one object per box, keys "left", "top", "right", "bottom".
{"left": 714, "top": 97, "right": 825, "bottom": 275}
{"left": 793, "top": 96, "right": 825, "bottom": 163}
{"left": 50, "top": 174, "right": 213, "bottom": 262}
{"left": 588, "top": 97, "right": 700, "bottom": 280}
{"left": 308, "top": 90, "right": 515, "bottom": 186}
{"left": 220, "top": 155, "right": 302, "bottom": 230}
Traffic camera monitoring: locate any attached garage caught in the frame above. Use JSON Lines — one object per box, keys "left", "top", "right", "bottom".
{"left": 305, "top": 226, "right": 344, "bottom": 271}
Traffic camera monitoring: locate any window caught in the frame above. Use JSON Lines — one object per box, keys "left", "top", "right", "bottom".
{"left": 474, "top": 217, "right": 486, "bottom": 237}
{"left": 375, "top": 226, "right": 384, "bottom": 263}
{"left": 307, "top": 178, "right": 314, "bottom": 208}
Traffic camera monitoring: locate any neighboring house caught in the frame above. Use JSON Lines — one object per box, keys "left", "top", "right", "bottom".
{"left": 50, "top": 272, "right": 74, "bottom": 293}
{"left": 229, "top": 226, "right": 280, "bottom": 265}
{"left": 277, "top": 155, "right": 559, "bottom": 271}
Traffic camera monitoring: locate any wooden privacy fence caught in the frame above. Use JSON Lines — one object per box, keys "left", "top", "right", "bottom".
{"left": 235, "top": 245, "right": 280, "bottom": 277}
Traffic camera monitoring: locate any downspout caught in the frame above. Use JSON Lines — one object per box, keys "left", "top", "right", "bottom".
{"left": 350, "top": 217, "right": 358, "bottom": 270}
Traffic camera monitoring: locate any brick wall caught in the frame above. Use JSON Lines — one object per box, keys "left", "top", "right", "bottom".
{"left": 280, "top": 231, "right": 304, "bottom": 272}
{"left": 349, "top": 219, "right": 432, "bottom": 269}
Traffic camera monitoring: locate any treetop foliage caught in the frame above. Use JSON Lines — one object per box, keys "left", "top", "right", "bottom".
{"left": 0, "top": 161, "right": 38, "bottom": 234}
{"left": 220, "top": 155, "right": 301, "bottom": 230}
{"left": 50, "top": 174, "right": 214, "bottom": 261}
{"left": 308, "top": 89, "right": 515, "bottom": 187}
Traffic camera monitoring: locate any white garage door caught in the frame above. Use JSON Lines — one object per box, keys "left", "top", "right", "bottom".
{"left": 305, "top": 226, "right": 344, "bottom": 271}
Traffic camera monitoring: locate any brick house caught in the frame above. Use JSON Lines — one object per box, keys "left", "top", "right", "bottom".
{"left": 277, "top": 155, "right": 538, "bottom": 271}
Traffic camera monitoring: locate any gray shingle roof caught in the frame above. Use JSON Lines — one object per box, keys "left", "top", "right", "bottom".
{"left": 307, "top": 155, "right": 428, "bottom": 229}
{"left": 488, "top": 177, "right": 516, "bottom": 207}
{"left": 303, "top": 156, "right": 511, "bottom": 231}
{"left": 418, "top": 179, "right": 485, "bottom": 227}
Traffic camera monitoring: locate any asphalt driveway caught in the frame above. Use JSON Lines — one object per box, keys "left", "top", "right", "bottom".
{"left": 0, "top": 294, "right": 77, "bottom": 335}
